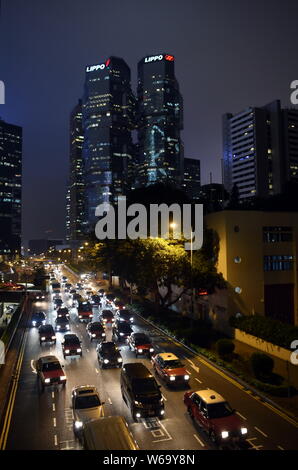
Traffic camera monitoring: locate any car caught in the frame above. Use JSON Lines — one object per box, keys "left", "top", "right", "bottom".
{"left": 56, "top": 307, "right": 70, "bottom": 318}
{"left": 35, "top": 355, "right": 66, "bottom": 391}
{"left": 91, "top": 294, "right": 101, "bottom": 306}
{"left": 38, "top": 324, "right": 56, "bottom": 345}
{"left": 96, "top": 342, "right": 123, "bottom": 368}
{"left": 116, "top": 310, "right": 134, "bottom": 324}
{"left": 31, "top": 311, "right": 46, "bottom": 327}
{"left": 184, "top": 389, "right": 248, "bottom": 445}
{"left": 55, "top": 316, "right": 70, "bottom": 332}
{"left": 86, "top": 322, "right": 106, "bottom": 341}
{"left": 152, "top": 352, "right": 190, "bottom": 387}
{"left": 65, "top": 283, "right": 72, "bottom": 289}
{"left": 62, "top": 334, "right": 82, "bottom": 358}
{"left": 70, "top": 288, "right": 77, "bottom": 294}
{"left": 114, "top": 300, "right": 126, "bottom": 310}
{"left": 71, "top": 386, "right": 105, "bottom": 436}
{"left": 99, "top": 309, "right": 115, "bottom": 325}
{"left": 106, "top": 294, "right": 115, "bottom": 302}
{"left": 121, "top": 363, "right": 164, "bottom": 421}
{"left": 128, "top": 332, "right": 154, "bottom": 357}
{"left": 78, "top": 301, "right": 93, "bottom": 322}
{"left": 51, "top": 282, "right": 61, "bottom": 290}
{"left": 112, "top": 321, "right": 133, "bottom": 342}
{"left": 35, "top": 293, "right": 46, "bottom": 301}
{"left": 53, "top": 298, "right": 63, "bottom": 309}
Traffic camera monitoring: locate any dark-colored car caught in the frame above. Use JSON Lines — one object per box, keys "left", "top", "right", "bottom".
{"left": 55, "top": 316, "right": 70, "bottom": 332}
{"left": 78, "top": 302, "right": 93, "bottom": 322}
{"left": 96, "top": 342, "right": 123, "bottom": 368}
{"left": 99, "top": 309, "right": 115, "bottom": 326}
{"left": 128, "top": 333, "right": 154, "bottom": 357}
{"left": 184, "top": 389, "right": 248, "bottom": 445}
{"left": 57, "top": 307, "right": 70, "bottom": 318}
{"left": 38, "top": 324, "right": 56, "bottom": 345}
{"left": 54, "top": 298, "right": 63, "bottom": 309}
{"left": 35, "top": 355, "right": 66, "bottom": 391}
{"left": 112, "top": 321, "right": 133, "bottom": 342}
{"left": 106, "top": 294, "right": 115, "bottom": 303}
{"left": 152, "top": 352, "right": 190, "bottom": 387}
{"left": 120, "top": 363, "right": 164, "bottom": 421}
{"left": 91, "top": 295, "right": 101, "bottom": 306}
{"left": 31, "top": 311, "right": 46, "bottom": 328}
{"left": 35, "top": 293, "right": 46, "bottom": 301}
{"left": 86, "top": 322, "right": 106, "bottom": 341}
{"left": 114, "top": 300, "right": 126, "bottom": 310}
{"left": 62, "top": 334, "right": 82, "bottom": 358}
{"left": 116, "top": 310, "right": 134, "bottom": 324}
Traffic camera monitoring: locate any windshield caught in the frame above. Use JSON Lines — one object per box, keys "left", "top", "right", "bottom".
{"left": 57, "top": 318, "right": 68, "bottom": 324}
{"left": 75, "top": 395, "right": 100, "bottom": 409}
{"left": 102, "top": 310, "right": 113, "bottom": 316}
{"left": 102, "top": 343, "right": 117, "bottom": 353}
{"left": 133, "top": 377, "right": 159, "bottom": 394}
{"left": 42, "top": 362, "right": 61, "bottom": 372}
{"left": 207, "top": 402, "right": 234, "bottom": 419}
{"left": 34, "top": 312, "right": 45, "bottom": 319}
{"left": 163, "top": 359, "right": 183, "bottom": 369}
{"left": 40, "top": 326, "right": 53, "bottom": 333}
{"left": 120, "top": 324, "right": 131, "bottom": 333}
{"left": 79, "top": 304, "right": 92, "bottom": 312}
{"left": 135, "top": 335, "right": 150, "bottom": 345}
{"left": 65, "top": 336, "right": 79, "bottom": 345}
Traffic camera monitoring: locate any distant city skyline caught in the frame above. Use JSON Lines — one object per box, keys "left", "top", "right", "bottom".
{"left": 1, "top": 0, "right": 298, "bottom": 241}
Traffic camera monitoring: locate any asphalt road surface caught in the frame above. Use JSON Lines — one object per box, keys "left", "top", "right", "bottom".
{"left": 4, "top": 270, "right": 298, "bottom": 450}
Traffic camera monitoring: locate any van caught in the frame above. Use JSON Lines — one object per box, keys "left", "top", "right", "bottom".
{"left": 82, "top": 416, "right": 138, "bottom": 450}
{"left": 120, "top": 362, "right": 165, "bottom": 421}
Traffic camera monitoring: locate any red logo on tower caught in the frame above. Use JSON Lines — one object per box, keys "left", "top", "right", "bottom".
{"left": 164, "top": 55, "right": 174, "bottom": 61}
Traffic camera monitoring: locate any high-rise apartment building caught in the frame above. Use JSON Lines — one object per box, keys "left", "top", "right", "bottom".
{"left": 82, "top": 57, "right": 136, "bottom": 231}
{"left": 0, "top": 119, "right": 22, "bottom": 258}
{"left": 182, "top": 157, "right": 200, "bottom": 200}
{"left": 137, "top": 54, "right": 183, "bottom": 187}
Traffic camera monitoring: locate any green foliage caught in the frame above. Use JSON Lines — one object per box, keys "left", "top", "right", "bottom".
{"left": 250, "top": 352, "right": 274, "bottom": 379}
{"left": 216, "top": 338, "right": 235, "bottom": 359}
{"left": 230, "top": 314, "right": 298, "bottom": 349}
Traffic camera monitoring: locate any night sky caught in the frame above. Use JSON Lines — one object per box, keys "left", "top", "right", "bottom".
{"left": 1, "top": 0, "right": 298, "bottom": 242}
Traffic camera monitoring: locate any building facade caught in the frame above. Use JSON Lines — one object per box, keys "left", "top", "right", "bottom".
{"left": 137, "top": 54, "right": 183, "bottom": 187}
{"left": 82, "top": 57, "right": 136, "bottom": 231}
{"left": 182, "top": 157, "right": 201, "bottom": 200}
{"left": 66, "top": 99, "right": 85, "bottom": 241}
{"left": 0, "top": 119, "right": 22, "bottom": 258}
{"left": 205, "top": 211, "right": 298, "bottom": 331}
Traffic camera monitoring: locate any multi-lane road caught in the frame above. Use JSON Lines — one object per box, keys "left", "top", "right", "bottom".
{"left": 2, "top": 268, "right": 298, "bottom": 450}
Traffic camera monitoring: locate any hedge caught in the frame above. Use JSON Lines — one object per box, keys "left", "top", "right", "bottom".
{"left": 230, "top": 314, "right": 298, "bottom": 350}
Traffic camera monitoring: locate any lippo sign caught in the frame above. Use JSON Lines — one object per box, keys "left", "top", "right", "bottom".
{"left": 95, "top": 197, "right": 203, "bottom": 251}
{"left": 144, "top": 54, "right": 174, "bottom": 63}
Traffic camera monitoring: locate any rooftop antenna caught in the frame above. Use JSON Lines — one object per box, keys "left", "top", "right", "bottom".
{"left": 209, "top": 172, "right": 213, "bottom": 184}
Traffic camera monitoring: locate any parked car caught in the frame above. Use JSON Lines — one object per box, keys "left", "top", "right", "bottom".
{"left": 184, "top": 389, "right": 248, "bottom": 445}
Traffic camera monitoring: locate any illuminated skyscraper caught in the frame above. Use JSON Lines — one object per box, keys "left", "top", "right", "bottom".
{"left": 182, "top": 157, "right": 201, "bottom": 200}
{"left": 66, "top": 99, "right": 85, "bottom": 241}
{"left": 137, "top": 53, "right": 183, "bottom": 187}
{"left": 82, "top": 57, "right": 136, "bottom": 231}
{"left": 0, "top": 119, "right": 22, "bottom": 257}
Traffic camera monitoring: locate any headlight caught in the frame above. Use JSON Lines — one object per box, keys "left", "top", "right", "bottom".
{"left": 42, "top": 321, "right": 46, "bottom": 325}
{"left": 60, "top": 375, "right": 66, "bottom": 380}
{"left": 57, "top": 326, "right": 60, "bottom": 330}
{"left": 135, "top": 413, "right": 141, "bottom": 418}
{"left": 102, "top": 333, "right": 106, "bottom": 337}
{"left": 160, "top": 409, "right": 165, "bottom": 415}
{"left": 52, "top": 336, "right": 56, "bottom": 340}
{"left": 79, "top": 315, "right": 82, "bottom": 318}
{"left": 66, "top": 325, "right": 70, "bottom": 329}
{"left": 184, "top": 374, "right": 190, "bottom": 380}
{"left": 92, "top": 333, "right": 96, "bottom": 337}
{"left": 130, "top": 317, "right": 133, "bottom": 321}
{"left": 32, "top": 321, "right": 36, "bottom": 326}
{"left": 149, "top": 348, "right": 154, "bottom": 352}
{"left": 104, "top": 359, "right": 109, "bottom": 364}
{"left": 65, "top": 349, "right": 70, "bottom": 353}
{"left": 221, "top": 431, "right": 229, "bottom": 439}
{"left": 120, "top": 332, "right": 124, "bottom": 336}
{"left": 241, "top": 427, "right": 248, "bottom": 435}
{"left": 89, "top": 314, "right": 93, "bottom": 317}
{"left": 45, "top": 378, "right": 51, "bottom": 383}
{"left": 75, "top": 421, "right": 83, "bottom": 429}
{"left": 134, "top": 400, "right": 140, "bottom": 405}
{"left": 77, "top": 348, "right": 82, "bottom": 353}
{"left": 138, "top": 348, "right": 143, "bottom": 353}
{"left": 41, "top": 337, "right": 46, "bottom": 340}
{"left": 117, "top": 357, "right": 122, "bottom": 363}
{"left": 170, "top": 376, "right": 176, "bottom": 381}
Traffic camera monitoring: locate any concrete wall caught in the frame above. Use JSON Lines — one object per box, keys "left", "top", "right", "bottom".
{"left": 235, "top": 328, "right": 292, "bottom": 362}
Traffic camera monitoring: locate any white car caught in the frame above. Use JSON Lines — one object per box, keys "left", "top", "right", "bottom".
{"left": 71, "top": 386, "right": 105, "bottom": 435}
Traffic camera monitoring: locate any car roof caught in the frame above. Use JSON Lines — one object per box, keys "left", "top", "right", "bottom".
{"left": 157, "top": 353, "right": 179, "bottom": 361}
{"left": 123, "top": 362, "right": 152, "bottom": 378}
{"left": 72, "top": 385, "right": 98, "bottom": 396}
{"left": 64, "top": 334, "right": 79, "bottom": 341}
{"left": 89, "top": 322, "right": 102, "bottom": 327}
{"left": 39, "top": 324, "right": 54, "bottom": 330}
{"left": 39, "top": 355, "right": 60, "bottom": 364}
{"left": 195, "top": 389, "right": 225, "bottom": 404}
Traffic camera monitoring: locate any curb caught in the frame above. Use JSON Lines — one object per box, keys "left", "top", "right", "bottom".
{"left": 133, "top": 310, "right": 298, "bottom": 426}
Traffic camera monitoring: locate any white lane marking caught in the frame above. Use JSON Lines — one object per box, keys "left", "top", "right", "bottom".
{"left": 54, "top": 435, "right": 58, "bottom": 446}
{"left": 95, "top": 368, "right": 99, "bottom": 374}
{"left": 254, "top": 426, "right": 268, "bottom": 438}
{"left": 195, "top": 377, "right": 203, "bottom": 384}
{"left": 53, "top": 417, "right": 57, "bottom": 427}
{"left": 278, "top": 445, "right": 284, "bottom": 450}
{"left": 52, "top": 391, "right": 55, "bottom": 399}
{"left": 186, "top": 358, "right": 200, "bottom": 374}
{"left": 193, "top": 434, "right": 205, "bottom": 447}
{"left": 86, "top": 349, "right": 89, "bottom": 352}
{"left": 236, "top": 411, "right": 247, "bottom": 421}
{"left": 162, "top": 394, "right": 167, "bottom": 402}
{"left": 30, "top": 360, "right": 37, "bottom": 374}
{"left": 52, "top": 403, "right": 56, "bottom": 412}
{"left": 186, "top": 369, "right": 191, "bottom": 374}
{"left": 108, "top": 397, "right": 112, "bottom": 405}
